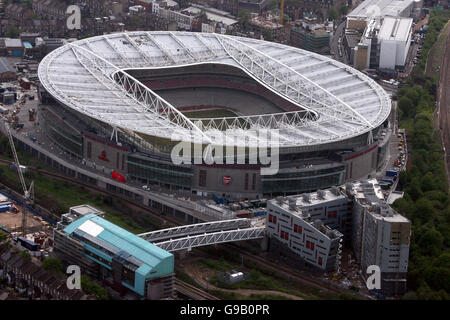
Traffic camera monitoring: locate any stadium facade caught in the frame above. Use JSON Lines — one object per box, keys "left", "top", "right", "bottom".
{"left": 37, "top": 31, "right": 392, "bottom": 199}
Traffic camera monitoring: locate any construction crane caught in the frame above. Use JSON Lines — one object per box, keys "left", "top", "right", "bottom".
{"left": 4, "top": 121, "right": 34, "bottom": 236}
{"left": 280, "top": 0, "right": 285, "bottom": 25}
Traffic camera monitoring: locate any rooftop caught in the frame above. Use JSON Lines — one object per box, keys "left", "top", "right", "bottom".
{"left": 378, "top": 16, "right": 413, "bottom": 41}
{"left": 345, "top": 179, "right": 409, "bottom": 222}
{"left": 184, "top": 6, "right": 238, "bottom": 26}
{"left": 62, "top": 212, "right": 173, "bottom": 279}
{"left": 348, "top": 0, "right": 415, "bottom": 20}
{"left": 0, "top": 57, "right": 15, "bottom": 74}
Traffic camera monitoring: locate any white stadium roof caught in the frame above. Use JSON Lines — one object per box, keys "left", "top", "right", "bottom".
{"left": 38, "top": 31, "right": 391, "bottom": 148}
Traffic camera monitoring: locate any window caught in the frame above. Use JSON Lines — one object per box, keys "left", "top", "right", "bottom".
{"left": 244, "top": 173, "right": 249, "bottom": 190}
{"left": 318, "top": 257, "right": 323, "bottom": 265}
{"left": 87, "top": 141, "right": 92, "bottom": 159}
{"left": 252, "top": 173, "right": 256, "bottom": 190}
{"left": 199, "top": 170, "right": 207, "bottom": 187}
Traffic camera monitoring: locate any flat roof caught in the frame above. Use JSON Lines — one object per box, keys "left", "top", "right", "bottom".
{"left": 347, "top": 179, "right": 409, "bottom": 223}
{"left": 378, "top": 16, "right": 413, "bottom": 41}
{"left": 4, "top": 38, "right": 22, "bottom": 48}
{"left": 184, "top": 7, "right": 238, "bottom": 26}
{"left": 0, "top": 57, "right": 15, "bottom": 74}
{"left": 348, "top": 0, "right": 415, "bottom": 20}
{"left": 63, "top": 214, "right": 173, "bottom": 272}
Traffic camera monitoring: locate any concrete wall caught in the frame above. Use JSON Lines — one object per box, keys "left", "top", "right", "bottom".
{"left": 83, "top": 134, "right": 129, "bottom": 175}
{"left": 344, "top": 143, "right": 379, "bottom": 181}
{"left": 193, "top": 165, "right": 261, "bottom": 199}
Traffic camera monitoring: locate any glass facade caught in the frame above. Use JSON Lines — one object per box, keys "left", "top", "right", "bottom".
{"left": 262, "top": 166, "right": 345, "bottom": 195}
{"left": 40, "top": 110, "right": 83, "bottom": 158}
{"left": 127, "top": 154, "right": 193, "bottom": 188}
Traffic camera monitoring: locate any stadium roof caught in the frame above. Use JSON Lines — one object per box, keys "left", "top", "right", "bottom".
{"left": 38, "top": 31, "right": 391, "bottom": 148}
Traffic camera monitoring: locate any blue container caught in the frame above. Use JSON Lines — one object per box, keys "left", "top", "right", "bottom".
{"left": 253, "top": 211, "right": 267, "bottom": 217}
{"left": 0, "top": 205, "right": 11, "bottom": 213}
{"left": 386, "top": 170, "right": 398, "bottom": 177}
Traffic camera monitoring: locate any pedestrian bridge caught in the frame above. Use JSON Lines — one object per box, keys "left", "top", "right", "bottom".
{"left": 138, "top": 219, "right": 265, "bottom": 252}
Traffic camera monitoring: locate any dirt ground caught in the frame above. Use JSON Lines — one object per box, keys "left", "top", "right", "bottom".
{"left": 180, "top": 259, "right": 304, "bottom": 300}
{"left": 0, "top": 210, "right": 45, "bottom": 233}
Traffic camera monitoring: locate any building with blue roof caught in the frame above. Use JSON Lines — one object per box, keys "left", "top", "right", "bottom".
{"left": 53, "top": 205, "right": 174, "bottom": 299}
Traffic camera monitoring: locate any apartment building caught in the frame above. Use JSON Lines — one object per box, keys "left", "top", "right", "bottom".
{"left": 266, "top": 191, "right": 345, "bottom": 272}
{"left": 344, "top": 179, "right": 410, "bottom": 296}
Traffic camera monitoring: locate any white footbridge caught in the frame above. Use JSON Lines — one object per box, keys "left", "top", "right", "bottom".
{"left": 138, "top": 218, "right": 265, "bottom": 252}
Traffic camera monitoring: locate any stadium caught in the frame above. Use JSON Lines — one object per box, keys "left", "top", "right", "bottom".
{"left": 37, "top": 31, "right": 392, "bottom": 199}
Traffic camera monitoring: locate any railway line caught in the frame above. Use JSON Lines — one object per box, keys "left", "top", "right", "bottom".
{"left": 175, "top": 279, "right": 220, "bottom": 300}
{"left": 0, "top": 157, "right": 353, "bottom": 299}
{"left": 223, "top": 244, "right": 346, "bottom": 296}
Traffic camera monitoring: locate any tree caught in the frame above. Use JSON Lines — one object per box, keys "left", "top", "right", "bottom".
{"left": 81, "top": 275, "right": 109, "bottom": 300}
{"left": 0, "top": 231, "right": 7, "bottom": 243}
{"left": 6, "top": 25, "right": 20, "bottom": 38}
{"left": 238, "top": 10, "right": 251, "bottom": 27}
{"left": 328, "top": 7, "right": 339, "bottom": 21}
{"left": 267, "top": 0, "right": 278, "bottom": 11}
{"left": 398, "top": 96, "right": 414, "bottom": 119}
{"left": 20, "top": 251, "right": 31, "bottom": 260}
{"left": 417, "top": 228, "right": 443, "bottom": 257}
{"left": 340, "top": 5, "right": 349, "bottom": 16}
{"left": 414, "top": 197, "right": 435, "bottom": 223}
{"left": 43, "top": 258, "right": 64, "bottom": 274}
{"left": 406, "top": 177, "right": 423, "bottom": 202}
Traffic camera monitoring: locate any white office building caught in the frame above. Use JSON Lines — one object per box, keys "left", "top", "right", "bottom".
{"left": 378, "top": 16, "right": 413, "bottom": 70}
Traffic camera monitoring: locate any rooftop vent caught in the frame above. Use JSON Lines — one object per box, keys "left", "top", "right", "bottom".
{"left": 331, "top": 186, "right": 340, "bottom": 196}
{"left": 276, "top": 196, "right": 284, "bottom": 204}
{"left": 317, "top": 190, "right": 325, "bottom": 199}
{"left": 302, "top": 194, "right": 310, "bottom": 203}
{"left": 288, "top": 198, "right": 297, "bottom": 210}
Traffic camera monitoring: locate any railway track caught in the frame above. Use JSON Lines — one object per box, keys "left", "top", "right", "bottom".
{"left": 175, "top": 279, "right": 220, "bottom": 300}
{"left": 224, "top": 244, "right": 345, "bottom": 296}
{"left": 0, "top": 157, "right": 350, "bottom": 298}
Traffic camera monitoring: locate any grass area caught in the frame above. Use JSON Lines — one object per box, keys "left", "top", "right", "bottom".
{"left": 426, "top": 21, "right": 450, "bottom": 78}
{"left": 175, "top": 270, "right": 199, "bottom": 288}
{"left": 0, "top": 163, "right": 149, "bottom": 234}
{"left": 207, "top": 289, "right": 292, "bottom": 300}
{"left": 181, "top": 108, "right": 239, "bottom": 119}
{"left": 399, "top": 118, "right": 415, "bottom": 133}
{"left": 198, "top": 258, "right": 337, "bottom": 300}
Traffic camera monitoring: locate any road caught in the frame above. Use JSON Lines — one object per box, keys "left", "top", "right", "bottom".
{"left": 331, "top": 20, "right": 347, "bottom": 63}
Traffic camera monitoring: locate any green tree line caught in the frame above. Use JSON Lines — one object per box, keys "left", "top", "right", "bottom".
{"left": 392, "top": 9, "right": 450, "bottom": 300}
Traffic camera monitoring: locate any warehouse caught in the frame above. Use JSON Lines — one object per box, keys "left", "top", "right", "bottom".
{"left": 0, "top": 57, "right": 16, "bottom": 82}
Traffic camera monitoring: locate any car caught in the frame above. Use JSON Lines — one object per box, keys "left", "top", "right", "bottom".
{"left": 142, "top": 185, "right": 150, "bottom": 191}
